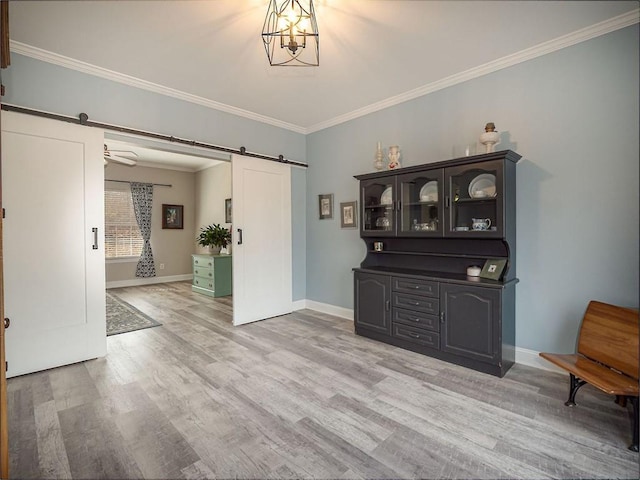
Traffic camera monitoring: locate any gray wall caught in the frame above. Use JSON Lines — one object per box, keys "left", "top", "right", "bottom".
{"left": 306, "top": 25, "right": 639, "bottom": 353}
{"left": 194, "top": 162, "right": 232, "bottom": 255}
{"left": 3, "top": 54, "right": 308, "bottom": 301}
{"left": 104, "top": 164, "right": 196, "bottom": 282}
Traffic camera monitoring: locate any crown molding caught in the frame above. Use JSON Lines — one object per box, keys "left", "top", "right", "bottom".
{"left": 9, "top": 40, "right": 307, "bottom": 135}
{"left": 306, "top": 9, "right": 640, "bottom": 133}
{"left": 10, "top": 9, "right": 638, "bottom": 136}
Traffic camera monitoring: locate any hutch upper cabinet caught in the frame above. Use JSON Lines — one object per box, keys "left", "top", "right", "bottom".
{"left": 354, "top": 150, "right": 520, "bottom": 377}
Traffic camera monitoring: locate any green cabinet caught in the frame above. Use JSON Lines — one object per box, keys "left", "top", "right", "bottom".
{"left": 192, "top": 254, "right": 232, "bottom": 297}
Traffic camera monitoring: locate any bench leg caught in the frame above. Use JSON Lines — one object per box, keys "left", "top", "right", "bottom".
{"left": 629, "top": 396, "right": 639, "bottom": 452}
{"left": 564, "top": 373, "right": 587, "bottom": 407}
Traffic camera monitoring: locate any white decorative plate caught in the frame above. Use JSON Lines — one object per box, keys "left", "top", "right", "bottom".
{"left": 419, "top": 181, "right": 438, "bottom": 202}
{"left": 468, "top": 173, "right": 496, "bottom": 198}
{"left": 380, "top": 187, "right": 393, "bottom": 205}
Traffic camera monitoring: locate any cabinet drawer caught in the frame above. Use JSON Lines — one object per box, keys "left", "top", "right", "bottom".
{"left": 392, "top": 293, "right": 439, "bottom": 315}
{"left": 193, "top": 266, "right": 214, "bottom": 279}
{"left": 392, "top": 277, "right": 438, "bottom": 297}
{"left": 392, "top": 323, "right": 439, "bottom": 349}
{"left": 193, "top": 277, "right": 214, "bottom": 290}
{"left": 393, "top": 308, "right": 439, "bottom": 332}
{"left": 193, "top": 257, "right": 214, "bottom": 268}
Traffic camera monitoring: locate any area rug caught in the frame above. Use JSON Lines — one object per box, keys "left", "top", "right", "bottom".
{"left": 106, "top": 292, "right": 162, "bottom": 336}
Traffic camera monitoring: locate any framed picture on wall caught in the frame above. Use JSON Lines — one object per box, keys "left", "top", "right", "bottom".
{"left": 318, "top": 194, "right": 333, "bottom": 220}
{"left": 340, "top": 201, "right": 357, "bottom": 228}
{"left": 225, "top": 198, "right": 232, "bottom": 223}
{"left": 162, "top": 204, "right": 184, "bottom": 229}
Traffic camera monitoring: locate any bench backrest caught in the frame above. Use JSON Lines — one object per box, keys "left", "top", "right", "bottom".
{"left": 577, "top": 300, "right": 639, "bottom": 380}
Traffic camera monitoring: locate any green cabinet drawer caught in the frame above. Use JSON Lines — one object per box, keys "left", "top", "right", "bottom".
{"left": 191, "top": 254, "right": 232, "bottom": 297}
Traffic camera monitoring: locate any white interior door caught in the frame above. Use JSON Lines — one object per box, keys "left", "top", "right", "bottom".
{"left": 232, "top": 154, "right": 292, "bottom": 326}
{"left": 2, "top": 111, "right": 106, "bottom": 378}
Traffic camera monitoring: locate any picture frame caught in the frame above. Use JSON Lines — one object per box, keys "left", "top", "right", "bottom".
{"left": 225, "top": 198, "right": 232, "bottom": 223}
{"left": 162, "top": 204, "right": 184, "bottom": 229}
{"left": 479, "top": 258, "right": 508, "bottom": 280}
{"left": 340, "top": 201, "right": 357, "bottom": 228}
{"left": 318, "top": 194, "right": 333, "bottom": 220}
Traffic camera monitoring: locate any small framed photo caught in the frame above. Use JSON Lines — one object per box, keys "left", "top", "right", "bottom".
{"left": 225, "top": 198, "right": 232, "bottom": 223}
{"left": 162, "top": 204, "right": 184, "bottom": 229}
{"left": 318, "top": 194, "right": 333, "bottom": 220}
{"left": 480, "top": 258, "right": 508, "bottom": 280}
{"left": 340, "top": 201, "right": 357, "bottom": 228}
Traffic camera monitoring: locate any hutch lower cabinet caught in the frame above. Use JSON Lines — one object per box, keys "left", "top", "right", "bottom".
{"left": 354, "top": 271, "right": 515, "bottom": 377}
{"left": 353, "top": 150, "right": 520, "bottom": 377}
{"left": 192, "top": 254, "right": 232, "bottom": 297}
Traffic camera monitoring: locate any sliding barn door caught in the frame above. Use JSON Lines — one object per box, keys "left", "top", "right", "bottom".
{"left": 2, "top": 111, "right": 106, "bottom": 377}
{"left": 232, "top": 154, "right": 292, "bottom": 325}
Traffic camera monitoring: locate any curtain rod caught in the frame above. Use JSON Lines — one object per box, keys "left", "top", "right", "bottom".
{"left": 105, "top": 179, "right": 172, "bottom": 187}
{"left": 1, "top": 104, "right": 308, "bottom": 168}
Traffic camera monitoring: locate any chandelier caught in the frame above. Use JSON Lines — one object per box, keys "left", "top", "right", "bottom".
{"left": 262, "top": 0, "right": 319, "bottom": 67}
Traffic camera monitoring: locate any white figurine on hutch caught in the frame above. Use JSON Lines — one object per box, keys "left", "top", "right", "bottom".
{"left": 387, "top": 145, "right": 401, "bottom": 170}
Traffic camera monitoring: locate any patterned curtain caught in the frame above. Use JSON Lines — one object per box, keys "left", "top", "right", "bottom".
{"left": 130, "top": 182, "right": 156, "bottom": 278}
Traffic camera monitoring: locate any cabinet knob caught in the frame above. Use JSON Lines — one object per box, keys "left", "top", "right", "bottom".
{"left": 409, "top": 333, "right": 420, "bottom": 339}
{"left": 410, "top": 301, "right": 420, "bottom": 306}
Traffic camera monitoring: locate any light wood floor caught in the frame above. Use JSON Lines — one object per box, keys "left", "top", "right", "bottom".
{"left": 7, "top": 281, "right": 639, "bottom": 479}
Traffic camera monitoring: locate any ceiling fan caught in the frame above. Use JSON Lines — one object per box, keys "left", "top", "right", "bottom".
{"left": 104, "top": 143, "right": 138, "bottom": 166}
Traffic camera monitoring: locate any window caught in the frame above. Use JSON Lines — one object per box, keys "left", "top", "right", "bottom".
{"left": 104, "top": 187, "right": 143, "bottom": 259}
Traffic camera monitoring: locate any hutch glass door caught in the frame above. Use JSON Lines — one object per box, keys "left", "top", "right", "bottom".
{"left": 361, "top": 178, "right": 395, "bottom": 236}
{"left": 398, "top": 170, "right": 443, "bottom": 236}
{"left": 446, "top": 160, "right": 503, "bottom": 237}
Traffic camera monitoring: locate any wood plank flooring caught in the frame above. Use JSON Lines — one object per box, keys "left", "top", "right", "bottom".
{"left": 7, "top": 281, "right": 639, "bottom": 479}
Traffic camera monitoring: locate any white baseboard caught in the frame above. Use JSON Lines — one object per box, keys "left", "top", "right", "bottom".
{"left": 106, "top": 274, "right": 192, "bottom": 289}
{"left": 515, "top": 346, "right": 564, "bottom": 374}
{"left": 303, "top": 300, "right": 354, "bottom": 320}
{"left": 292, "top": 299, "right": 306, "bottom": 311}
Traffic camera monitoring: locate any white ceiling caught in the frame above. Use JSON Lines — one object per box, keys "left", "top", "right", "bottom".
{"left": 104, "top": 138, "right": 226, "bottom": 172}
{"left": 8, "top": 1, "right": 639, "bottom": 134}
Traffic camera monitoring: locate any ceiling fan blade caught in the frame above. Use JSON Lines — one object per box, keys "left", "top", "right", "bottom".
{"left": 104, "top": 154, "right": 137, "bottom": 166}
{"left": 109, "top": 149, "right": 138, "bottom": 158}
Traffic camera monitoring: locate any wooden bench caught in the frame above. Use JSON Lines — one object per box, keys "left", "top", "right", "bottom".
{"left": 540, "top": 300, "right": 639, "bottom": 451}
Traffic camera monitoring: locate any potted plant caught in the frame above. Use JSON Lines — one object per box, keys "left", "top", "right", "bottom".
{"left": 196, "top": 224, "right": 231, "bottom": 254}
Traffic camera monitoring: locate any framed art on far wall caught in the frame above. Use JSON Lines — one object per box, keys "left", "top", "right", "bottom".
{"left": 162, "top": 204, "right": 184, "bottom": 229}
{"left": 340, "top": 201, "right": 357, "bottom": 228}
{"left": 318, "top": 194, "right": 333, "bottom": 219}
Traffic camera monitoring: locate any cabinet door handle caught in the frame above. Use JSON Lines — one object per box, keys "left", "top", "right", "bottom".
{"left": 92, "top": 227, "right": 99, "bottom": 250}
{"left": 440, "top": 311, "right": 445, "bottom": 323}
{"left": 409, "top": 301, "right": 420, "bottom": 306}
{"left": 412, "top": 317, "right": 420, "bottom": 322}
{"left": 396, "top": 200, "right": 401, "bottom": 211}
{"left": 445, "top": 197, "right": 450, "bottom": 208}
{"left": 385, "top": 300, "right": 390, "bottom": 311}
{"left": 409, "top": 333, "right": 420, "bottom": 339}
{"left": 237, "top": 228, "right": 243, "bottom": 245}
